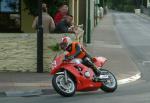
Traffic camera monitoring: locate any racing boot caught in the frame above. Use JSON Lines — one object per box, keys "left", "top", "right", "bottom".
{"left": 93, "top": 67, "right": 101, "bottom": 76}
{"left": 91, "top": 64, "right": 104, "bottom": 82}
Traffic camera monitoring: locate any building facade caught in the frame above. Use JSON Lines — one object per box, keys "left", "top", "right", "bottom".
{"left": 0, "top": 0, "right": 104, "bottom": 43}
{"left": 147, "top": 0, "right": 150, "bottom": 7}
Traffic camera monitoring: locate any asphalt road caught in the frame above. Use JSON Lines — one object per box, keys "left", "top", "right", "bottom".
{"left": 1, "top": 12, "right": 150, "bottom": 103}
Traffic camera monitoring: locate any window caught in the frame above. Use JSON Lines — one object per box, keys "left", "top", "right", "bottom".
{"left": 0, "top": 0, "right": 19, "bottom": 13}
{"left": 0, "top": 0, "right": 21, "bottom": 33}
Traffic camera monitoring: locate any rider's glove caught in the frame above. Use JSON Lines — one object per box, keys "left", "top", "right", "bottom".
{"left": 63, "top": 56, "right": 74, "bottom": 61}
{"left": 67, "top": 56, "right": 74, "bottom": 60}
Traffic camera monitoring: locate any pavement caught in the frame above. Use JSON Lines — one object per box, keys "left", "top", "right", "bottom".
{"left": 0, "top": 13, "right": 141, "bottom": 97}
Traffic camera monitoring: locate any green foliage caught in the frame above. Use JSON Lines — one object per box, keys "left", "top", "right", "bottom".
{"left": 124, "top": 5, "right": 135, "bottom": 12}
{"left": 108, "top": 0, "right": 142, "bottom": 12}
{"left": 48, "top": 43, "right": 60, "bottom": 51}
{"left": 23, "top": 0, "right": 38, "bottom": 16}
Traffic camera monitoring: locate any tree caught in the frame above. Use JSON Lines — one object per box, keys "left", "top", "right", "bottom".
{"left": 23, "top": 0, "right": 38, "bottom": 16}
{"left": 134, "top": 0, "right": 142, "bottom": 8}
{"left": 108, "top": 0, "right": 137, "bottom": 12}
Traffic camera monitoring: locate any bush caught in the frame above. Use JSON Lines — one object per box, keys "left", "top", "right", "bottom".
{"left": 118, "top": 4, "right": 124, "bottom": 11}
{"left": 108, "top": 0, "right": 138, "bottom": 12}
{"left": 23, "top": 0, "right": 38, "bottom": 16}
{"left": 48, "top": 43, "right": 60, "bottom": 51}
{"left": 124, "top": 5, "right": 135, "bottom": 12}
{"left": 114, "top": 4, "right": 135, "bottom": 12}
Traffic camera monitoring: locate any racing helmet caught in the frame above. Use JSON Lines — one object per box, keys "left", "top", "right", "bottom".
{"left": 60, "top": 36, "right": 72, "bottom": 50}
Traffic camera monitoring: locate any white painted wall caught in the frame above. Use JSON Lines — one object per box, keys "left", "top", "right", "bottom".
{"left": 147, "top": 0, "right": 150, "bottom": 7}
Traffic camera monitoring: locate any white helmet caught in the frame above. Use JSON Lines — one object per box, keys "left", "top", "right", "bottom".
{"left": 60, "top": 36, "right": 72, "bottom": 50}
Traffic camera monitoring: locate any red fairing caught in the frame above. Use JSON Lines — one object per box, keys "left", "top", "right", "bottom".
{"left": 50, "top": 64, "right": 62, "bottom": 75}
{"left": 75, "top": 64, "right": 102, "bottom": 91}
{"left": 50, "top": 54, "right": 104, "bottom": 91}
{"left": 50, "top": 54, "right": 64, "bottom": 75}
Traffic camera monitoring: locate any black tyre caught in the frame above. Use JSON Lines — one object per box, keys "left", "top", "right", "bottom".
{"left": 100, "top": 69, "right": 117, "bottom": 92}
{"left": 52, "top": 74, "right": 76, "bottom": 97}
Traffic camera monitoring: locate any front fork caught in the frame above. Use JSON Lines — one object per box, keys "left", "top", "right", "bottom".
{"left": 56, "top": 70, "right": 68, "bottom": 83}
{"left": 64, "top": 70, "right": 68, "bottom": 83}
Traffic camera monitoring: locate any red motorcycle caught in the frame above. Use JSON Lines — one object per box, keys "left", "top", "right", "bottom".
{"left": 50, "top": 53, "right": 117, "bottom": 97}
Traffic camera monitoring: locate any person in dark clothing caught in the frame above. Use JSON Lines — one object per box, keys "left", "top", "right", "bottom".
{"left": 54, "top": 15, "right": 75, "bottom": 33}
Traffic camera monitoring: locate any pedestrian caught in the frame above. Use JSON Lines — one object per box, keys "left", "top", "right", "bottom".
{"left": 54, "top": 4, "right": 68, "bottom": 25}
{"left": 54, "top": 14, "right": 76, "bottom": 33}
{"left": 100, "top": 7, "right": 104, "bottom": 19}
{"left": 32, "top": 3, "right": 55, "bottom": 33}
{"left": 104, "top": 6, "right": 108, "bottom": 15}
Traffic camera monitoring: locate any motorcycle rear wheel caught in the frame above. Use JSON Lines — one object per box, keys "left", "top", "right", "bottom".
{"left": 52, "top": 74, "right": 76, "bottom": 97}
{"left": 100, "top": 69, "right": 117, "bottom": 92}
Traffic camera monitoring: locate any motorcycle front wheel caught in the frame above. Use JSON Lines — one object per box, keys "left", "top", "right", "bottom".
{"left": 52, "top": 74, "right": 76, "bottom": 97}
{"left": 100, "top": 69, "right": 117, "bottom": 92}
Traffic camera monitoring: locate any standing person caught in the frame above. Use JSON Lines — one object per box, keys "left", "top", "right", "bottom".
{"left": 100, "top": 7, "right": 104, "bottom": 19}
{"left": 54, "top": 4, "right": 68, "bottom": 25}
{"left": 104, "top": 5, "right": 108, "bottom": 15}
{"left": 32, "top": 3, "right": 55, "bottom": 33}
{"left": 54, "top": 14, "right": 75, "bottom": 33}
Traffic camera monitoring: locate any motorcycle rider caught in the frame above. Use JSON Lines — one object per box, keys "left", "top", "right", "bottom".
{"left": 59, "top": 36, "right": 101, "bottom": 76}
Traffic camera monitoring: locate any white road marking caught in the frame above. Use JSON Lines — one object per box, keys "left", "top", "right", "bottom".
{"left": 118, "top": 73, "right": 141, "bottom": 85}
{"left": 142, "top": 61, "right": 150, "bottom": 65}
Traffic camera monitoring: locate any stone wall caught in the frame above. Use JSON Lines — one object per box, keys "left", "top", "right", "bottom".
{"left": 0, "top": 33, "right": 77, "bottom": 72}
